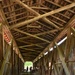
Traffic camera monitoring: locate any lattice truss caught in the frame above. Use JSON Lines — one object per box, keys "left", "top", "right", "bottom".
{"left": 0, "top": 0, "right": 75, "bottom": 61}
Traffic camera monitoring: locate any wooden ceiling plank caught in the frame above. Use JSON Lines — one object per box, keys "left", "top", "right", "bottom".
{"left": 35, "top": 44, "right": 44, "bottom": 48}
{"left": 17, "top": 29, "right": 59, "bottom": 40}
{"left": 22, "top": 52, "right": 38, "bottom": 56}
{"left": 22, "top": 53, "right": 37, "bottom": 56}
{"left": 50, "top": 15, "right": 66, "bottom": 23}
{"left": 19, "top": 44, "right": 36, "bottom": 48}
{"left": 17, "top": 39, "right": 47, "bottom": 46}
{"left": 36, "top": 29, "right": 59, "bottom": 36}
{"left": 9, "top": 0, "right": 17, "bottom": 24}
{"left": 21, "top": 51, "right": 39, "bottom": 54}
{"left": 20, "top": 49, "right": 40, "bottom": 53}
{"left": 41, "top": 10, "right": 66, "bottom": 24}
{"left": 45, "top": 0, "right": 75, "bottom": 13}
{"left": 6, "top": 11, "right": 27, "bottom": 19}
{"left": 10, "top": 3, "right": 75, "bottom": 29}
{"left": 14, "top": 28, "right": 51, "bottom": 43}
{"left": 9, "top": 15, "right": 27, "bottom": 24}
{"left": 41, "top": 4, "right": 70, "bottom": 19}
{"left": 17, "top": 39, "right": 46, "bottom": 48}
{"left": 36, "top": 21, "right": 52, "bottom": 30}
{"left": 4, "top": 7, "right": 25, "bottom": 15}
{"left": 15, "top": 28, "right": 61, "bottom": 44}
{"left": 50, "top": 19, "right": 63, "bottom": 27}
{"left": 12, "top": 0, "right": 60, "bottom": 29}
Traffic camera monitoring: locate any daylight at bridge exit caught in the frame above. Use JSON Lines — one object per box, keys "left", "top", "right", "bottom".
{"left": 0, "top": 0, "right": 75, "bottom": 75}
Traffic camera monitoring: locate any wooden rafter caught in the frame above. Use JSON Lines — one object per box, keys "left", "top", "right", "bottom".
{"left": 21, "top": 51, "right": 39, "bottom": 54}
{"left": 36, "top": 21, "right": 52, "bottom": 29}
{"left": 10, "top": 3, "right": 75, "bottom": 29}
{"left": 41, "top": 10, "right": 66, "bottom": 24}
{"left": 13, "top": 0, "right": 60, "bottom": 29}
{"left": 33, "top": 15, "right": 75, "bottom": 62}
{"left": 17, "top": 39, "right": 45, "bottom": 48}
{"left": 19, "top": 44, "right": 43, "bottom": 48}
{"left": 13, "top": 28, "right": 51, "bottom": 43}
{"left": 17, "top": 29, "right": 60, "bottom": 40}
{"left": 65, "top": 0, "right": 72, "bottom": 3}
{"left": 45, "top": 0, "right": 74, "bottom": 13}
{"left": 41, "top": 4, "right": 70, "bottom": 19}
{"left": 20, "top": 50, "right": 40, "bottom": 53}
{"left": 20, "top": 47, "right": 41, "bottom": 53}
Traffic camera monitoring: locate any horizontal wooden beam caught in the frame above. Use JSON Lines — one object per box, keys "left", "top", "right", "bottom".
{"left": 10, "top": 3, "right": 75, "bottom": 29}
{"left": 31, "top": 7, "right": 50, "bottom": 10}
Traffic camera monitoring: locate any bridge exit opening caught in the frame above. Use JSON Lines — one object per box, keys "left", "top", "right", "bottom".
{"left": 24, "top": 61, "right": 33, "bottom": 72}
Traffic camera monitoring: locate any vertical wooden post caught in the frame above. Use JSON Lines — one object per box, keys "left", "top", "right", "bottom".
{"left": 53, "top": 64, "right": 58, "bottom": 75}
{"left": 0, "top": 44, "right": 11, "bottom": 75}
{"left": 0, "top": 23, "right": 3, "bottom": 68}
{"left": 55, "top": 42, "right": 70, "bottom": 75}
{"left": 65, "top": 28, "right": 71, "bottom": 61}
{"left": 49, "top": 51, "right": 54, "bottom": 75}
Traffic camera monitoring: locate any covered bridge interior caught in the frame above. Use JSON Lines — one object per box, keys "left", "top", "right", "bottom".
{"left": 0, "top": 0, "right": 75, "bottom": 75}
